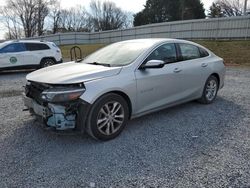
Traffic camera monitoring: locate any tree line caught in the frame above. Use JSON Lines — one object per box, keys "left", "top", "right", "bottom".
{"left": 0, "top": 0, "right": 133, "bottom": 39}
{"left": 208, "top": 0, "right": 249, "bottom": 18}
{"left": 0, "top": 0, "right": 248, "bottom": 39}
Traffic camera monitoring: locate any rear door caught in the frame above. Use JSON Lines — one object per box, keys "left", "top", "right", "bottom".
{"left": 24, "top": 43, "right": 51, "bottom": 65}
{"left": 173, "top": 43, "right": 210, "bottom": 100}
{"left": 0, "top": 43, "right": 26, "bottom": 68}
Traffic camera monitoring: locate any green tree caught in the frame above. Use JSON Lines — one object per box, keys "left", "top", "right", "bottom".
{"left": 133, "top": 0, "right": 205, "bottom": 26}
{"left": 182, "top": 0, "right": 206, "bottom": 20}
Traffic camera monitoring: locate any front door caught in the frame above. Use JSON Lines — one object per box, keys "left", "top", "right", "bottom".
{"left": 135, "top": 43, "right": 184, "bottom": 114}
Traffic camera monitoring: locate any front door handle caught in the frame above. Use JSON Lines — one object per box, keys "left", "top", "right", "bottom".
{"left": 201, "top": 63, "right": 208, "bottom": 67}
{"left": 173, "top": 68, "right": 182, "bottom": 73}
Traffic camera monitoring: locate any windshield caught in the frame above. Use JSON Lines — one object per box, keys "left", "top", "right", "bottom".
{"left": 82, "top": 40, "right": 155, "bottom": 66}
{"left": 0, "top": 42, "right": 9, "bottom": 50}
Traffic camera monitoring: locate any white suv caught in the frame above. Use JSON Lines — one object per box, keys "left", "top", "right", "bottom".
{"left": 0, "top": 40, "right": 62, "bottom": 71}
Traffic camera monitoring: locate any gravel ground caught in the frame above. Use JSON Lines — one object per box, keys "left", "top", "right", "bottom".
{"left": 0, "top": 67, "right": 250, "bottom": 188}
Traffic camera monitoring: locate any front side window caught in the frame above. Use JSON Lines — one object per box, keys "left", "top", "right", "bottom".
{"left": 25, "top": 43, "right": 50, "bottom": 51}
{"left": 0, "top": 43, "right": 26, "bottom": 53}
{"left": 146, "top": 43, "right": 177, "bottom": 63}
{"left": 179, "top": 43, "right": 200, "bottom": 61}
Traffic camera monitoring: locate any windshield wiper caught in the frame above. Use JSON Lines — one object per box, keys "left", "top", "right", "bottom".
{"left": 87, "top": 62, "right": 111, "bottom": 67}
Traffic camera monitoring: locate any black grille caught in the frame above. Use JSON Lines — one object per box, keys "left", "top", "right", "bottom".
{"left": 26, "top": 82, "right": 50, "bottom": 104}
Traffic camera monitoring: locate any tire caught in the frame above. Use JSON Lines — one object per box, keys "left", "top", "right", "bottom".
{"left": 40, "top": 58, "right": 55, "bottom": 68}
{"left": 198, "top": 75, "right": 219, "bottom": 104}
{"left": 86, "top": 93, "right": 129, "bottom": 141}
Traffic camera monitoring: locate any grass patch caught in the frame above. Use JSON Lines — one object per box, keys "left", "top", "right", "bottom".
{"left": 194, "top": 40, "right": 250, "bottom": 66}
{"left": 60, "top": 40, "right": 250, "bottom": 66}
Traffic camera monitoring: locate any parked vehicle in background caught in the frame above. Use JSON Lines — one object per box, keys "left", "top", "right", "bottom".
{"left": 0, "top": 40, "right": 62, "bottom": 71}
{"left": 23, "top": 39, "right": 225, "bottom": 141}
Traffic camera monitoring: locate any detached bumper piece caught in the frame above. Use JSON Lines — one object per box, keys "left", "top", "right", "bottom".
{"left": 23, "top": 95, "right": 77, "bottom": 131}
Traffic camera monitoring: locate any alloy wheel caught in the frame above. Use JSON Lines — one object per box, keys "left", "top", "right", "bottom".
{"left": 97, "top": 101, "right": 125, "bottom": 136}
{"left": 43, "top": 60, "right": 54, "bottom": 67}
{"left": 205, "top": 79, "right": 217, "bottom": 101}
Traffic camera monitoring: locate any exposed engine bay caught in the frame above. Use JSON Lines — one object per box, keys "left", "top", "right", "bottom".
{"left": 24, "top": 81, "right": 86, "bottom": 130}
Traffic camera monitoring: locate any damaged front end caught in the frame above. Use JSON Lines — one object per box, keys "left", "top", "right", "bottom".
{"left": 23, "top": 81, "right": 87, "bottom": 131}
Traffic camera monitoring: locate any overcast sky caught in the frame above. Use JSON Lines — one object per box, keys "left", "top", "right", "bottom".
{"left": 0, "top": 0, "right": 212, "bottom": 39}
{"left": 59, "top": 0, "right": 212, "bottom": 12}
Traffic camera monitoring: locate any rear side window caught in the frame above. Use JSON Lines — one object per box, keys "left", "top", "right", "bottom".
{"left": 1, "top": 43, "right": 26, "bottom": 53}
{"left": 179, "top": 43, "right": 200, "bottom": 61}
{"left": 199, "top": 47, "right": 209, "bottom": 57}
{"left": 25, "top": 43, "right": 50, "bottom": 51}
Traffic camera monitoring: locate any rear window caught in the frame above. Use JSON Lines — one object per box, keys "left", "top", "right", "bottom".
{"left": 199, "top": 47, "right": 209, "bottom": 57}
{"left": 25, "top": 43, "right": 50, "bottom": 51}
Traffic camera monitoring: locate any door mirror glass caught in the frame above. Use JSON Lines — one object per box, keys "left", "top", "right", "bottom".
{"left": 140, "top": 60, "right": 165, "bottom": 69}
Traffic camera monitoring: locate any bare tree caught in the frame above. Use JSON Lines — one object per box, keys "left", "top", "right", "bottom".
{"left": 3, "top": 0, "right": 49, "bottom": 37}
{"left": 208, "top": 2, "right": 224, "bottom": 17}
{"left": 49, "top": 0, "right": 61, "bottom": 33}
{"left": 243, "top": 0, "right": 248, "bottom": 14}
{"left": 0, "top": 7, "right": 23, "bottom": 39}
{"left": 58, "top": 7, "right": 89, "bottom": 32}
{"left": 68, "top": 6, "right": 89, "bottom": 31}
{"left": 36, "top": 0, "right": 49, "bottom": 36}
{"left": 6, "top": 0, "right": 36, "bottom": 37}
{"left": 0, "top": 0, "right": 133, "bottom": 38}
{"left": 88, "top": 0, "right": 129, "bottom": 31}
{"left": 217, "top": 0, "right": 244, "bottom": 16}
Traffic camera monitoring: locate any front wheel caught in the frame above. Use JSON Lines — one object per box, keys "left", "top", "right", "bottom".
{"left": 198, "top": 75, "right": 219, "bottom": 104}
{"left": 86, "top": 93, "right": 129, "bottom": 141}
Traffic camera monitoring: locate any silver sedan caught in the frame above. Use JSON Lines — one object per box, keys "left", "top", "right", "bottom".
{"left": 24, "top": 39, "right": 225, "bottom": 141}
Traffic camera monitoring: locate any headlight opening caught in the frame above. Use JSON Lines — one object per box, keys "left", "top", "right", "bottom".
{"left": 41, "top": 87, "right": 85, "bottom": 103}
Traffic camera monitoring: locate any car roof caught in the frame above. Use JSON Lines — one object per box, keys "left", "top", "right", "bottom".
{"left": 122, "top": 38, "right": 211, "bottom": 51}
{"left": 0, "top": 40, "right": 53, "bottom": 49}
{"left": 0, "top": 40, "right": 50, "bottom": 45}
{"left": 15, "top": 40, "right": 49, "bottom": 43}
{"left": 115, "top": 38, "right": 212, "bottom": 56}
{"left": 116, "top": 38, "right": 197, "bottom": 46}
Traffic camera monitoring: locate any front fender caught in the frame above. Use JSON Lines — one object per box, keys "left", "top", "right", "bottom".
{"left": 79, "top": 73, "right": 137, "bottom": 113}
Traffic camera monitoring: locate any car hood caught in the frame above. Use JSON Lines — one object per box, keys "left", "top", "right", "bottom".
{"left": 26, "top": 62, "right": 122, "bottom": 84}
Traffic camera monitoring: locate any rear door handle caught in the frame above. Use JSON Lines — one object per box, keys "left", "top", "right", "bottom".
{"left": 201, "top": 63, "right": 208, "bottom": 67}
{"left": 173, "top": 68, "right": 182, "bottom": 73}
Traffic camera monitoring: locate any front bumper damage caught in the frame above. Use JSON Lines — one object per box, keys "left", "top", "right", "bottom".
{"left": 23, "top": 81, "right": 90, "bottom": 132}
{"left": 23, "top": 95, "right": 77, "bottom": 130}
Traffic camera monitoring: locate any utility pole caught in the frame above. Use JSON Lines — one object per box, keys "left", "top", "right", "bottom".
{"left": 244, "top": 0, "right": 248, "bottom": 15}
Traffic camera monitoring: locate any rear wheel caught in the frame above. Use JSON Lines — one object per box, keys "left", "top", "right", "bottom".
{"left": 40, "top": 58, "right": 55, "bottom": 68}
{"left": 198, "top": 75, "right": 219, "bottom": 104}
{"left": 86, "top": 93, "right": 129, "bottom": 141}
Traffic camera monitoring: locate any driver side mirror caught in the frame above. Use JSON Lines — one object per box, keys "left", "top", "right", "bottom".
{"left": 140, "top": 60, "right": 165, "bottom": 70}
